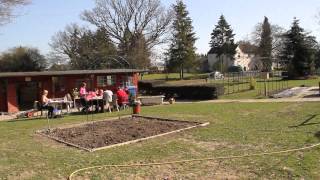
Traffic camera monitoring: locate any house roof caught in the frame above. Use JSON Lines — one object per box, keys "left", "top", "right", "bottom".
{"left": 238, "top": 43, "right": 258, "bottom": 55}
{"left": 0, "top": 69, "right": 147, "bottom": 78}
{"left": 208, "top": 42, "right": 258, "bottom": 55}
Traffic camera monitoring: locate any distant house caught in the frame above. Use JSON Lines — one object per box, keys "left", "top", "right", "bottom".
{"left": 208, "top": 42, "right": 261, "bottom": 72}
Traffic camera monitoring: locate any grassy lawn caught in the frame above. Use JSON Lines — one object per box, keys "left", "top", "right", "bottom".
{"left": 221, "top": 77, "right": 320, "bottom": 99}
{"left": 1, "top": 102, "right": 320, "bottom": 179}
{"left": 140, "top": 72, "right": 320, "bottom": 100}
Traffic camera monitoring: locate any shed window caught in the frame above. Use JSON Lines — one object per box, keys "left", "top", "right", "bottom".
{"left": 124, "top": 76, "right": 133, "bottom": 87}
{"left": 97, "top": 76, "right": 115, "bottom": 87}
{"left": 52, "top": 77, "right": 66, "bottom": 92}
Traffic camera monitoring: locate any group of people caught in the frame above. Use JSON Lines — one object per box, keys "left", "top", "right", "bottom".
{"left": 79, "top": 82, "right": 130, "bottom": 113}
{"left": 39, "top": 82, "right": 132, "bottom": 118}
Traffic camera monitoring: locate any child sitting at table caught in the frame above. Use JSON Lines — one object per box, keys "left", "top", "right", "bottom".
{"left": 41, "top": 90, "right": 54, "bottom": 118}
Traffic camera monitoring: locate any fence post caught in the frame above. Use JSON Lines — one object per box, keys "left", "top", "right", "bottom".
{"left": 271, "top": 73, "right": 274, "bottom": 92}
{"left": 238, "top": 73, "right": 240, "bottom": 93}
{"left": 227, "top": 73, "right": 230, "bottom": 94}
{"left": 232, "top": 73, "right": 235, "bottom": 93}
{"left": 264, "top": 79, "right": 266, "bottom": 97}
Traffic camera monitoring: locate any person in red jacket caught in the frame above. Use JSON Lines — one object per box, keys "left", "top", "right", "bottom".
{"left": 116, "top": 87, "right": 128, "bottom": 107}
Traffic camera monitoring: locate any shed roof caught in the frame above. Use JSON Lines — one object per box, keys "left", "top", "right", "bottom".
{"left": 0, "top": 69, "right": 147, "bottom": 78}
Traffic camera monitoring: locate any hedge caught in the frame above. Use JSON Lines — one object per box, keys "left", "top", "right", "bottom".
{"left": 138, "top": 81, "right": 224, "bottom": 100}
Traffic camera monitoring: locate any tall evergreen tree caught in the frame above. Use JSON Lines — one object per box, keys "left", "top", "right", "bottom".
{"left": 280, "top": 18, "right": 316, "bottom": 78}
{"left": 209, "top": 15, "right": 237, "bottom": 72}
{"left": 259, "top": 17, "right": 273, "bottom": 72}
{"left": 167, "top": 0, "right": 196, "bottom": 79}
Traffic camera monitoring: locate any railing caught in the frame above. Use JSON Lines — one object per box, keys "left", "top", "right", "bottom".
{"left": 208, "top": 71, "right": 289, "bottom": 96}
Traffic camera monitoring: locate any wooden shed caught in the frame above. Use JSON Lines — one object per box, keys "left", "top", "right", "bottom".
{"left": 0, "top": 69, "right": 145, "bottom": 113}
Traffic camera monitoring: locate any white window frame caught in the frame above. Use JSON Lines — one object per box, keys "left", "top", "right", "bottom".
{"left": 97, "top": 75, "right": 115, "bottom": 87}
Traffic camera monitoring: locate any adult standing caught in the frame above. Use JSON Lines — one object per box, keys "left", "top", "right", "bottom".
{"left": 103, "top": 89, "right": 113, "bottom": 111}
{"left": 79, "top": 82, "right": 89, "bottom": 112}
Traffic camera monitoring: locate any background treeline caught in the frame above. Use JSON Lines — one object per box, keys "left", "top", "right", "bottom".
{"left": 1, "top": 0, "right": 320, "bottom": 79}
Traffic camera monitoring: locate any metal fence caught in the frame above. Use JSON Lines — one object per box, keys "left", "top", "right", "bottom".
{"left": 208, "top": 71, "right": 289, "bottom": 97}
{"left": 256, "top": 71, "right": 289, "bottom": 97}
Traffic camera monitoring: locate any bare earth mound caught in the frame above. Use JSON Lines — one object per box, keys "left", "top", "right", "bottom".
{"left": 43, "top": 116, "right": 202, "bottom": 151}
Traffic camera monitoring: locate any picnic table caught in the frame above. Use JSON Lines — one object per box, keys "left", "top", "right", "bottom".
{"left": 48, "top": 99, "right": 74, "bottom": 115}
{"left": 74, "top": 96, "right": 105, "bottom": 112}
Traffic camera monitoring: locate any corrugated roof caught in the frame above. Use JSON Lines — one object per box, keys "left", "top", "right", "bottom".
{"left": 0, "top": 69, "right": 147, "bottom": 78}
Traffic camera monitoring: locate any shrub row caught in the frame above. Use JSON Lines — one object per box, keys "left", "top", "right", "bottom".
{"left": 138, "top": 81, "right": 224, "bottom": 100}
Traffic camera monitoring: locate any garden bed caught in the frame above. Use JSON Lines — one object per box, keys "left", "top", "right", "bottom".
{"left": 38, "top": 115, "right": 208, "bottom": 152}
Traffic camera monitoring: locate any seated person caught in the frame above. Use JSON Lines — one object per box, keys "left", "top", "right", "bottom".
{"left": 93, "top": 89, "right": 104, "bottom": 113}
{"left": 116, "top": 87, "right": 129, "bottom": 107}
{"left": 41, "top": 90, "right": 54, "bottom": 118}
{"left": 96, "top": 89, "right": 104, "bottom": 97}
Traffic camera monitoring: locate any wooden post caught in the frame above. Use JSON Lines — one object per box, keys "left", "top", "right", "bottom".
{"left": 232, "top": 73, "right": 235, "bottom": 94}
{"left": 227, "top": 73, "right": 230, "bottom": 94}
{"left": 264, "top": 79, "right": 267, "bottom": 97}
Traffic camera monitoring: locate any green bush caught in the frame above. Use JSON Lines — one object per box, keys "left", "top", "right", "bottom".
{"left": 227, "top": 66, "right": 243, "bottom": 73}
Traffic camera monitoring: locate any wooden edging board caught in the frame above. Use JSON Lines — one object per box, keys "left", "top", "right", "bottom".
{"left": 36, "top": 115, "right": 210, "bottom": 152}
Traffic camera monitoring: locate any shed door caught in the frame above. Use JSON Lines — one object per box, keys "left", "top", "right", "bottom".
{"left": 17, "top": 82, "right": 39, "bottom": 111}
{"left": 0, "top": 80, "right": 6, "bottom": 112}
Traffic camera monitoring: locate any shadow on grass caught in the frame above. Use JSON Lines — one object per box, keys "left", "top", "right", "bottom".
{"left": 6, "top": 111, "right": 88, "bottom": 123}
{"left": 303, "top": 94, "right": 320, "bottom": 98}
{"left": 6, "top": 117, "right": 44, "bottom": 123}
{"left": 315, "top": 131, "right": 320, "bottom": 140}
{"left": 289, "top": 114, "right": 320, "bottom": 128}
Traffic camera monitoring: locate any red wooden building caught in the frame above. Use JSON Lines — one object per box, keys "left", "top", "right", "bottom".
{"left": 0, "top": 69, "right": 145, "bottom": 113}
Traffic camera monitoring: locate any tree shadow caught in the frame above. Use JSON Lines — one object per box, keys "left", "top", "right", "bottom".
{"left": 303, "top": 94, "right": 320, "bottom": 98}
{"left": 315, "top": 131, "right": 320, "bottom": 140}
{"left": 289, "top": 114, "right": 320, "bottom": 128}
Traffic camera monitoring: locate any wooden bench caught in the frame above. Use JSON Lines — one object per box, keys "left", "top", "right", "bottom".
{"left": 137, "top": 96, "right": 165, "bottom": 106}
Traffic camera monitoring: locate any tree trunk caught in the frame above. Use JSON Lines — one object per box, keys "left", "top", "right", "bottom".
{"left": 180, "top": 64, "right": 184, "bottom": 80}
{"left": 220, "top": 56, "right": 223, "bottom": 73}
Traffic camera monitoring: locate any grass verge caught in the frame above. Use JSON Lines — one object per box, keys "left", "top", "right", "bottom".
{"left": 0, "top": 102, "right": 320, "bottom": 179}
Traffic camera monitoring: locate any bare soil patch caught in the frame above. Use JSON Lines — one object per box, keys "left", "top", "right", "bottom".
{"left": 41, "top": 116, "right": 202, "bottom": 151}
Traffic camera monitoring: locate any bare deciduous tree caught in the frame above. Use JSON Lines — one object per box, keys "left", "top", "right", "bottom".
{"left": 251, "top": 23, "right": 286, "bottom": 57}
{"left": 0, "top": 0, "right": 30, "bottom": 25}
{"left": 49, "top": 23, "right": 86, "bottom": 61}
{"left": 81, "top": 0, "right": 173, "bottom": 49}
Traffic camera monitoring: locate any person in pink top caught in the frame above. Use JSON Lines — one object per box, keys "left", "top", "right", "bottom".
{"left": 79, "top": 82, "right": 87, "bottom": 97}
{"left": 79, "top": 82, "right": 89, "bottom": 112}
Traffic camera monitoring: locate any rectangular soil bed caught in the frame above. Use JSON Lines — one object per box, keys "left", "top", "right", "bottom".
{"left": 38, "top": 115, "right": 209, "bottom": 152}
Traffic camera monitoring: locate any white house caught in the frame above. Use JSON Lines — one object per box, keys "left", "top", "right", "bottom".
{"left": 208, "top": 43, "right": 262, "bottom": 72}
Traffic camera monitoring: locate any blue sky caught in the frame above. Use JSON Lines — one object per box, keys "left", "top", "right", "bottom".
{"left": 1, "top": 0, "right": 320, "bottom": 55}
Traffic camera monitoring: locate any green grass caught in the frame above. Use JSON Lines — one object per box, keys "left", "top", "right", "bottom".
{"left": 141, "top": 73, "right": 320, "bottom": 99}
{"left": 1, "top": 102, "right": 320, "bottom": 179}
{"left": 221, "top": 77, "right": 320, "bottom": 99}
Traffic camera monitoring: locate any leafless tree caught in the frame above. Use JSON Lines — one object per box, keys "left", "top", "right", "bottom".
{"left": 81, "top": 0, "right": 173, "bottom": 50}
{"left": 49, "top": 23, "right": 87, "bottom": 61}
{"left": 0, "top": 0, "right": 30, "bottom": 25}
{"left": 251, "top": 23, "right": 286, "bottom": 57}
